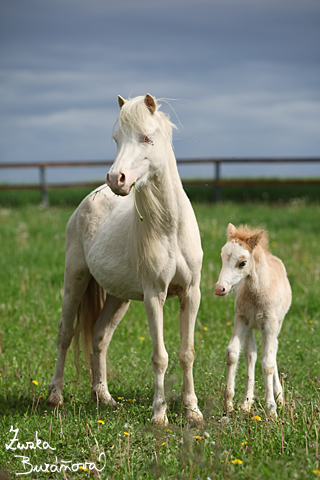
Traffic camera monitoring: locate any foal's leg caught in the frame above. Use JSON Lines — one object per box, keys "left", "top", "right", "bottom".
{"left": 48, "top": 265, "right": 91, "bottom": 406}
{"left": 91, "top": 294, "right": 130, "bottom": 406}
{"left": 179, "top": 284, "right": 203, "bottom": 424}
{"left": 224, "top": 314, "right": 247, "bottom": 413}
{"left": 261, "top": 319, "right": 278, "bottom": 415}
{"left": 241, "top": 330, "right": 257, "bottom": 412}
{"left": 144, "top": 290, "right": 169, "bottom": 425}
{"left": 273, "top": 338, "right": 283, "bottom": 405}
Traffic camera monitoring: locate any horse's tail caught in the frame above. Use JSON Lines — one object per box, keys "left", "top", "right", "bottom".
{"left": 74, "top": 277, "right": 106, "bottom": 377}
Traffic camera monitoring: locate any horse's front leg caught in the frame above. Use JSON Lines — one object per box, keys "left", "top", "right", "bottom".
{"left": 91, "top": 295, "right": 130, "bottom": 406}
{"left": 241, "top": 330, "right": 257, "bottom": 412}
{"left": 144, "top": 290, "right": 169, "bottom": 425}
{"left": 224, "top": 314, "right": 247, "bottom": 413}
{"left": 179, "top": 284, "right": 203, "bottom": 424}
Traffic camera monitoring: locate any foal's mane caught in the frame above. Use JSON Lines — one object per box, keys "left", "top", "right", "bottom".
{"left": 228, "top": 224, "right": 269, "bottom": 252}
{"left": 116, "top": 95, "right": 175, "bottom": 141}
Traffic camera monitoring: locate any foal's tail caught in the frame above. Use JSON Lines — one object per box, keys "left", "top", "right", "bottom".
{"left": 74, "top": 277, "right": 106, "bottom": 376}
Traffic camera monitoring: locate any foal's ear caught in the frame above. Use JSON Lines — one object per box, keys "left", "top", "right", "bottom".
{"left": 227, "top": 223, "right": 236, "bottom": 238}
{"left": 144, "top": 94, "right": 157, "bottom": 114}
{"left": 118, "top": 95, "right": 126, "bottom": 109}
{"left": 246, "top": 230, "right": 264, "bottom": 250}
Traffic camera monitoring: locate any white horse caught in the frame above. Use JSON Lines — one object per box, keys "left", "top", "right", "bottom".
{"left": 47, "top": 94, "right": 203, "bottom": 425}
{"left": 215, "top": 223, "right": 291, "bottom": 416}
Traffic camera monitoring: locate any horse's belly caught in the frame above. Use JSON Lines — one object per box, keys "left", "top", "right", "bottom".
{"left": 88, "top": 262, "right": 143, "bottom": 300}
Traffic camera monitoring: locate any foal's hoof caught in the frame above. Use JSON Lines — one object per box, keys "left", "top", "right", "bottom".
{"left": 47, "top": 391, "right": 63, "bottom": 408}
{"left": 266, "top": 401, "right": 277, "bottom": 418}
{"left": 240, "top": 401, "right": 253, "bottom": 413}
{"left": 224, "top": 401, "right": 234, "bottom": 413}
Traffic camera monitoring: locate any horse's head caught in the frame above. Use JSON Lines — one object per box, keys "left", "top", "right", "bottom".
{"left": 106, "top": 94, "right": 172, "bottom": 196}
{"left": 215, "top": 223, "right": 265, "bottom": 296}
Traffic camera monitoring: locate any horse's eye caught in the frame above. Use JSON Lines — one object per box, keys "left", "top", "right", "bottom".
{"left": 143, "top": 136, "right": 154, "bottom": 145}
{"left": 239, "top": 261, "right": 246, "bottom": 267}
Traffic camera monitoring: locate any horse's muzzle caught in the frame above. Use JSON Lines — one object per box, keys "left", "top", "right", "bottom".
{"left": 106, "top": 172, "right": 132, "bottom": 196}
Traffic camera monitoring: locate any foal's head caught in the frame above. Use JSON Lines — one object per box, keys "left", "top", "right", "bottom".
{"left": 106, "top": 94, "right": 174, "bottom": 196}
{"left": 215, "top": 223, "right": 267, "bottom": 296}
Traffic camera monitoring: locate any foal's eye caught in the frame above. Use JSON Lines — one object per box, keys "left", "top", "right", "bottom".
{"left": 239, "top": 261, "right": 246, "bottom": 268}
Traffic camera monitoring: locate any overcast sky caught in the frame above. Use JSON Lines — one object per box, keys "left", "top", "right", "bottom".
{"left": 1, "top": 0, "right": 320, "bottom": 183}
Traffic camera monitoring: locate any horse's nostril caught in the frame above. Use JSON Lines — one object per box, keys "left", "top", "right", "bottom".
{"left": 119, "top": 173, "right": 125, "bottom": 184}
{"left": 106, "top": 173, "right": 110, "bottom": 183}
{"left": 221, "top": 287, "right": 226, "bottom": 292}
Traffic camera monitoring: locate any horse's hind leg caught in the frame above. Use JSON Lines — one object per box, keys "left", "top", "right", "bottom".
{"left": 273, "top": 339, "right": 283, "bottom": 405}
{"left": 261, "top": 320, "right": 278, "bottom": 416}
{"left": 179, "top": 284, "right": 203, "bottom": 424}
{"left": 91, "top": 295, "right": 130, "bottom": 406}
{"left": 48, "top": 249, "right": 91, "bottom": 407}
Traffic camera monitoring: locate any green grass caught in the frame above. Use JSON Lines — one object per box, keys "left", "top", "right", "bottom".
{"left": 0, "top": 198, "right": 320, "bottom": 479}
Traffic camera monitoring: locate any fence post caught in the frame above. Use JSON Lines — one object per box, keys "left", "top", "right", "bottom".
{"left": 39, "top": 165, "right": 49, "bottom": 206}
{"left": 215, "top": 161, "right": 221, "bottom": 202}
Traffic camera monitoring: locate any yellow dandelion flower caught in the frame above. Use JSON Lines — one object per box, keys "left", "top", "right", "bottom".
{"left": 165, "top": 428, "right": 172, "bottom": 432}
{"left": 139, "top": 336, "right": 145, "bottom": 341}
{"left": 97, "top": 420, "right": 105, "bottom": 424}
{"left": 124, "top": 432, "right": 129, "bottom": 436}
{"left": 231, "top": 459, "right": 243, "bottom": 465}
{"left": 309, "top": 320, "right": 313, "bottom": 324}
{"left": 203, "top": 326, "right": 208, "bottom": 331}
{"left": 32, "top": 380, "right": 39, "bottom": 386}
{"left": 79, "top": 466, "right": 88, "bottom": 471}
{"left": 193, "top": 435, "right": 202, "bottom": 440}
{"left": 251, "top": 415, "right": 261, "bottom": 421}
{"left": 161, "top": 442, "right": 166, "bottom": 446}
{"left": 241, "top": 441, "right": 248, "bottom": 446}
{"left": 128, "top": 399, "right": 134, "bottom": 402}
{"left": 39, "top": 395, "right": 45, "bottom": 399}
{"left": 118, "top": 396, "right": 123, "bottom": 400}
{"left": 226, "top": 322, "right": 232, "bottom": 326}
{"left": 313, "top": 470, "right": 320, "bottom": 477}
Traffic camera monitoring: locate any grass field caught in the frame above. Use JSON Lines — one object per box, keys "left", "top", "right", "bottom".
{"left": 0, "top": 194, "right": 319, "bottom": 479}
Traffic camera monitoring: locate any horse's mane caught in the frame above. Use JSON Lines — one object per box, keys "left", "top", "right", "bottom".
{"left": 116, "top": 95, "right": 175, "bottom": 142}
{"left": 228, "top": 224, "right": 269, "bottom": 252}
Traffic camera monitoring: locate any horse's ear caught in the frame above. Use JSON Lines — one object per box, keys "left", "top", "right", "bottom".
{"left": 118, "top": 96, "right": 126, "bottom": 109}
{"left": 227, "top": 223, "right": 236, "bottom": 239}
{"left": 144, "top": 94, "right": 157, "bottom": 114}
{"left": 246, "top": 230, "right": 264, "bottom": 251}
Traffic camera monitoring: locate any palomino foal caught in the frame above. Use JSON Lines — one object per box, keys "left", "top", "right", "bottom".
{"left": 215, "top": 224, "right": 291, "bottom": 415}
{"left": 47, "top": 94, "right": 203, "bottom": 425}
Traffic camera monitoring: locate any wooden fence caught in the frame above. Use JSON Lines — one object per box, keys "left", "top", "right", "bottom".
{"left": 0, "top": 157, "right": 319, "bottom": 204}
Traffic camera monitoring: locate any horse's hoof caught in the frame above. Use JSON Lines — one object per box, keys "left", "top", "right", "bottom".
{"left": 92, "top": 389, "right": 117, "bottom": 407}
{"left": 185, "top": 407, "right": 204, "bottom": 426}
{"left": 151, "top": 415, "right": 169, "bottom": 426}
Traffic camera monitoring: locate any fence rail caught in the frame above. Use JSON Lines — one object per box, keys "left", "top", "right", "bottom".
{"left": 1, "top": 157, "right": 319, "bottom": 204}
